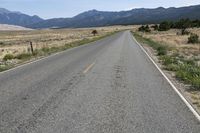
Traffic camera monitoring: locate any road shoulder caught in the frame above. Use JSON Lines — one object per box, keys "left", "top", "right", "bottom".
{"left": 131, "top": 32, "right": 200, "bottom": 121}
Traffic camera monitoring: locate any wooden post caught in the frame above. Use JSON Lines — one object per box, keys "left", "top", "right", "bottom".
{"left": 30, "top": 41, "right": 34, "bottom": 54}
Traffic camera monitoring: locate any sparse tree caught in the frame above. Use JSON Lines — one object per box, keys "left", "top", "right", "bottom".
{"left": 92, "top": 30, "right": 98, "bottom": 36}
{"left": 158, "top": 21, "right": 172, "bottom": 31}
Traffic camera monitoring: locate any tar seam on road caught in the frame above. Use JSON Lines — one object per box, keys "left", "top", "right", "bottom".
{"left": 83, "top": 62, "right": 95, "bottom": 74}
{"left": 131, "top": 33, "right": 200, "bottom": 122}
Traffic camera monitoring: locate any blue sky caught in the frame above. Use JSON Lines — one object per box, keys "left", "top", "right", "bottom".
{"left": 0, "top": 0, "right": 199, "bottom": 19}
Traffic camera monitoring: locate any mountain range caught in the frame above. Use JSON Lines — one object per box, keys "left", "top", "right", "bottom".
{"left": 0, "top": 8, "right": 43, "bottom": 27}
{"left": 0, "top": 4, "right": 200, "bottom": 29}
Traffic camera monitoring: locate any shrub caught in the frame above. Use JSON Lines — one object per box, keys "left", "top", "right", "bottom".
{"left": 157, "top": 46, "right": 167, "bottom": 55}
{"left": 188, "top": 34, "right": 199, "bottom": 44}
{"left": 158, "top": 21, "right": 172, "bottom": 31}
{"left": 138, "top": 25, "right": 151, "bottom": 32}
{"left": 181, "top": 29, "right": 190, "bottom": 35}
{"left": 151, "top": 24, "right": 159, "bottom": 31}
{"left": 192, "top": 78, "right": 200, "bottom": 89}
{"left": 160, "top": 56, "right": 175, "bottom": 65}
{"left": 138, "top": 25, "right": 145, "bottom": 31}
{"left": 3, "top": 54, "right": 14, "bottom": 61}
{"left": 174, "top": 19, "right": 191, "bottom": 29}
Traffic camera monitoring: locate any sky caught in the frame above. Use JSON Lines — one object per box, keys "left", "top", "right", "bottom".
{"left": 0, "top": 0, "right": 199, "bottom": 19}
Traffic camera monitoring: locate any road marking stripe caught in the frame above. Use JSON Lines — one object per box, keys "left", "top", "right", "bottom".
{"left": 131, "top": 33, "right": 200, "bottom": 121}
{"left": 83, "top": 62, "right": 95, "bottom": 74}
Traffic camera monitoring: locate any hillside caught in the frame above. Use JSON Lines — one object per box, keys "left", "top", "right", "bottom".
{"left": 0, "top": 8, "right": 43, "bottom": 27}
{"left": 0, "top": 5, "right": 200, "bottom": 29}
{"left": 27, "top": 5, "right": 200, "bottom": 29}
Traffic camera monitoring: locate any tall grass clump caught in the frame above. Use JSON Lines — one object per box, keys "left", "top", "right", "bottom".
{"left": 15, "top": 53, "right": 32, "bottom": 60}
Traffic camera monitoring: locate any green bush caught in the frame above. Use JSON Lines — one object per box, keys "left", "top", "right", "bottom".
{"left": 160, "top": 56, "right": 175, "bottom": 65}
{"left": 157, "top": 46, "right": 167, "bottom": 56}
{"left": 192, "top": 78, "right": 200, "bottom": 89}
{"left": 188, "top": 34, "right": 199, "bottom": 44}
{"left": 3, "top": 54, "right": 14, "bottom": 61}
{"left": 175, "top": 64, "right": 200, "bottom": 89}
{"left": 158, "top": 21, "right": 172, "bottom": 31}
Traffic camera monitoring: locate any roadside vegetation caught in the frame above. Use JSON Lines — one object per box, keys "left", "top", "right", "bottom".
{"left": 134, "top": 20, "right": 200, "bottom": 110}
{"left": 133, "top": 32, "right": 200, "bottom": 90}
{"left": 138, "top": 19, "right": 200, "bottom": 43}
{"left": 0, "top": 30, "right": 117, "bottom": 72}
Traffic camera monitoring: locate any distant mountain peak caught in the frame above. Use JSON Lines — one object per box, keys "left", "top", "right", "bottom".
{"left": 156, "top": 7, "right": 165, "bottom": 9}
{"left": 80, "top": 9, "right": 99, "bottom": 14}
{"left": 0, "top": 8, "right": 43, "bottom": 27}
{"left": 27, "top": 4, "right": 200, "bottom": 29}
{"left": 0, "top": 8, "right": 11, "bottom": 14}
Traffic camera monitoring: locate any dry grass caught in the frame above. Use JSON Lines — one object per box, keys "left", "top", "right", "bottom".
{"left": 0, "top": 25, "right": 136, "bottom": 60}
{"left": 138, "top": 28, "right": 200, "bottom": 59}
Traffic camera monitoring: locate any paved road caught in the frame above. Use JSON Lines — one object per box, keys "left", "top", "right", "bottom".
{"left": 0, "top": 31, "right": 199, "bottom": 133}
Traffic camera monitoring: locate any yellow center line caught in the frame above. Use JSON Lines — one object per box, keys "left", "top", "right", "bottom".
{"left": 83, "top": 62, "right": 96, "bottom": 74}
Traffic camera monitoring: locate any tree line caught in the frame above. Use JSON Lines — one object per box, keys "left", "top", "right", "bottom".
{"left": 139, "top": 19, "right": 200, "bottom": 32}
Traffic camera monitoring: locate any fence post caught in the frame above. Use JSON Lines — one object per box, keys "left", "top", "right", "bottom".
{"left": 30, "top": 41, "right": 34, "bottom": 54}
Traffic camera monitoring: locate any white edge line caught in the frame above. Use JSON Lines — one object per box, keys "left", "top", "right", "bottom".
{"left": 131, "top": 33, "right": 200, "bottom": 121}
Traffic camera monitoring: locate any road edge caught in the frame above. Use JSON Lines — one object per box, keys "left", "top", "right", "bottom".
{"left": 0, "top": 32, "right": 119, "bottom": 75}
{"left": 131, "top": 32, "right": 200, "bottom": 122}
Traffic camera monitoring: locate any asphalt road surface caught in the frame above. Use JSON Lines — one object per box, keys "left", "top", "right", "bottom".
{"left": 0, "top": 31, "right": 200, "bottom": 133}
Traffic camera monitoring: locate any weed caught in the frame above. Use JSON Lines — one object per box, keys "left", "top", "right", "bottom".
{"left": 3, "top": 54, "right": 14, "bottom": 61}
{"left": 15, "top": 53, "right": 32, "bottom": 60}
{"left": 188, "top": 33, "right": 199, "bottom": 44}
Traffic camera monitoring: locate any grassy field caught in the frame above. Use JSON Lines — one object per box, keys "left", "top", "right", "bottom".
{"left": 137, "top": 28, "right": 200, "bottom": 59}
{"left": 0, "top": 25, "right": 137, "bottom": 72}
{"left": 132, "top": 27, "right": 200, "bottom": 111}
